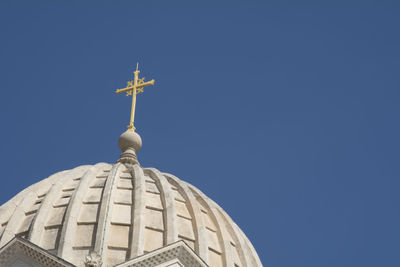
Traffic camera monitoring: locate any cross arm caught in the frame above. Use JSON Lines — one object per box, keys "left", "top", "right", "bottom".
{"left": 137, "top": 79, "right": 155, "bottom": 88}
{"left": 116, "top": 86, "right": 134, "bottom": 94}
{"left": 115, "top": 79, "right": 155, "bottom": 94}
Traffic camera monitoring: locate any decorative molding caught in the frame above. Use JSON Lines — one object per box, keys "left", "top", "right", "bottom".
{"left": 0, "top": 237, "right": 74, "bottom": 267}
{"left": 116, "top": 240, "right": 208, "bottom": 267}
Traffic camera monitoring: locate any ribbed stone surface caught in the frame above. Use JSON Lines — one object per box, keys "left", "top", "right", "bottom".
{"left": 0, "top": 163, "right": 262, "bottom": 267}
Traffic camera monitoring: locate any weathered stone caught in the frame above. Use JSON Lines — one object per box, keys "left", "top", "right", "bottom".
{"left": 0, "top": 135, "right": 262, "bottom": 267}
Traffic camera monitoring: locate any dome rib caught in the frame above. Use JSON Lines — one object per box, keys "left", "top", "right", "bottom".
{"left": 211, "top": 207, "right": 236, "bottom": 266}
{"left": 0, "top": 191, "right": 37, "bottom": 248}
{"left": 0, "top": 177, "right": 47, "bottom": 231}
{"left": 164, "top": 174, "right": 210, "bottom": 265}
{"left": 58, "top": 165, "right": 99, "bottom": 260}
{"left": 235, "top": 221, "right": 263, "bottom": 267}
{"left": 190, "top": 184, "right": 253, "bottom": 267}
{"left": 145, "top": 168, "right": 178, "bottom": 244}
{"left": 130, "top": 164, "right": 146, "bottom": 258}
{"left": 205, "top": 201, "right": 234, "bottom": 267}
{"left": 29, "top": 169, "right": 74, "bottom": 246}
{"left": 214, "top": 200, "right": 262, "bottom": 267}
{"left": 216, "top": 208, "right": 251, "bottom": 266}
{"left": 94, "top": 163, "right": 123, "bottom": 261}
{"left": 189, "top": 186, "right": 227, "bottom": 266}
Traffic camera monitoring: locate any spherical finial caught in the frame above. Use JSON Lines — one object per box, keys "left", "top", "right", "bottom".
{"left": 118, "top": 129, "right": 142, "bottom": 153}
{"left": 118, "top": 130, "right": 142, "bottom": 165}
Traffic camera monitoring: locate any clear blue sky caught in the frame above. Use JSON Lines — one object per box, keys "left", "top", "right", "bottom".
{"left": 1, "top": 1, "right": 399, "bottom": 266}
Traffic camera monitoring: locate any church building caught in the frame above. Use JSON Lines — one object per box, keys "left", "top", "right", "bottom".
{"left": 0, "top": 66, "right": 262, "bottom": 267}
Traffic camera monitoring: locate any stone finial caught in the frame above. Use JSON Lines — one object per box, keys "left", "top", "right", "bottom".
{"left": 84, "top": 251, "right": 102, "bottom": 267}
{"left": 118, "top": 129, "right": 142, "bottom": 165}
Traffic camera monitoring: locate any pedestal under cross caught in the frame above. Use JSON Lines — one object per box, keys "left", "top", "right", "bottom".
{"left": 116, "top": 63, "right": 155, "bottom": 130}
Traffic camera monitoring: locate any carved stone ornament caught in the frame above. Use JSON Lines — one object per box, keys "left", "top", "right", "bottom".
{"left": 84, "top": 251, "right": 102, "bottom": 267}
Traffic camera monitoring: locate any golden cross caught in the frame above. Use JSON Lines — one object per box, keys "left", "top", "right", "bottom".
{"left": 116, "top": 63, "right": 155, "bottom": 130}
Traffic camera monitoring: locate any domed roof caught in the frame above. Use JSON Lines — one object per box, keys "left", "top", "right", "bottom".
{"left": 0, "top": 162, "right": 262, "bottom": 267}
{"left": 0, "top": 66, "right": 262, "bottom": 266}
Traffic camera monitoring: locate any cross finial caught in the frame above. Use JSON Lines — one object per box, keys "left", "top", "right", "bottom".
{"left": 116, "top": 63, "right": 155, "bottom": 131}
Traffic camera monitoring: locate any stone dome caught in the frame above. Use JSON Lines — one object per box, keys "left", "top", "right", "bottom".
{"left": 0, "top": 162, "right": 262, "bottom": 267}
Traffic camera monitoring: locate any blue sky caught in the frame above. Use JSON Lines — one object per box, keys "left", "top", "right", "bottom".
{"left": 1, "top": 1, "right": 399, "bottom": 266}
